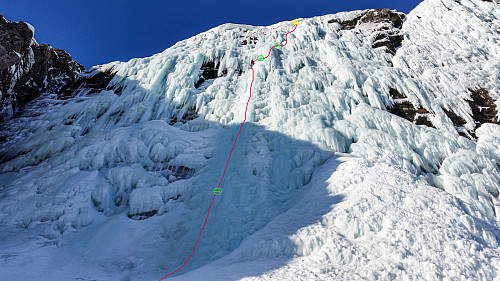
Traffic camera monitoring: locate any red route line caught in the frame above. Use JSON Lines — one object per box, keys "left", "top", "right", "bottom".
{"left": 159, "top": 22, "right": 299, "bottom": 281}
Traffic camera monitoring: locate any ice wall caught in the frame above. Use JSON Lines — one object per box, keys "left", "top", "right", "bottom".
{"left": 0, "top": 0, "right": 499, "bottom": 280}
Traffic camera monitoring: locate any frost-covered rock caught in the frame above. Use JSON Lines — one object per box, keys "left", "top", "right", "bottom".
{"left": 0, "top": 0, "right": 500, "bottom": 280}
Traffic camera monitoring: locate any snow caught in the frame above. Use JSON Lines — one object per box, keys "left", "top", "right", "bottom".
{"left": 25, "top": 22, "right": 35, "bottom": 36}
{"left": 1, "top": 0, "right": 500, "bottom": 280}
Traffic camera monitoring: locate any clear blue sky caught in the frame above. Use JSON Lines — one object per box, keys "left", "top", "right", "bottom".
{"left": 2, "top": 0, "right": 423, "bottom": 69}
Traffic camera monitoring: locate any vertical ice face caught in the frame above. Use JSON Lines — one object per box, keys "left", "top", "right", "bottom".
{"left": 0, "top": 0, "right": 500, "bottom": 280}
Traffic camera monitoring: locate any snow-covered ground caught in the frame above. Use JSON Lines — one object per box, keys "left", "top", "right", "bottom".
{"left": 1, "top": 0, "right": 500, "bottom": 280}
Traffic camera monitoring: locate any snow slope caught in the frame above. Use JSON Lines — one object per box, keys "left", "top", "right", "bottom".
{"left": 1, "top": 0, "right": 500, "bottom": 280}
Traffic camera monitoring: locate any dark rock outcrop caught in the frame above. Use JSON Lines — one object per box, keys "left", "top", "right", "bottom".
{"left": 359, "top": 9, "right": 405, "bottom": 29}
{"left": 387, "top": 87, "right": 435, "bottom": 127}
{"left": 58, "top": 67, "right": 118, "bottom": 98}
{"left": 468, "top": 88, "right": 498, "bottom": 125}
{"left": 168, "top": 107, "right": 199, "bottom": 125}
{"left": 433, "top": 88, "right": 498, "bottom": 139}
{"left": 371, "top": 31, "right": 405, "bottom": 55}
{"left": 328, "top": 9, "right": 406, "bottom": 55}
{"left": 328, "top": 16, "right": 361, "bottom": 30}
{"left": 387, "top": 86, "right": 499, "bottom": 139}
{"left": 195, "top": 60, "right": 222, "bottom": 88}
{"left": 0, "top": 15, "right": 84, "bottom": 122}
{"left": 241, "top": 36, "right": 258, "bottom": 46}
{"left": 328, "top": 9, "right": 404, "bottom": 29}
{"left": 128, "top": 210, "right": 158, "bottom": 220}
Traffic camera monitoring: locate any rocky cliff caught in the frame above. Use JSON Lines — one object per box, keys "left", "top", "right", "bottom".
{"left": 0, "top": 15, "right": 84, "bottom": 122}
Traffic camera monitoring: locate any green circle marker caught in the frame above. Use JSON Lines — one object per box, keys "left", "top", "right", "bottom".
{"left": 213, "top": 187, "right": 222, "bottom": 195}
{"left": 257, "top": 55, "right": 265, "bottom": 61}
{"left": 275, "top": 42, "right": 280, "bottom": 47}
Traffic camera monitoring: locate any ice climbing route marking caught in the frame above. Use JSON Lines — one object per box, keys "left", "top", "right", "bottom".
{"left": 158, "top": 20, "right": 299, "bottom": 280}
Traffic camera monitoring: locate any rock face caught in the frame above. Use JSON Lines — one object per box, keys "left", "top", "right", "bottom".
{"left": 0, "top": 15, "right": 84, "bottom": 122}
{"left": 328, "top": 8, "right": 406, "bottom": 54}
{"left": 387, "top": 87, "right": 435, "bottom": 128}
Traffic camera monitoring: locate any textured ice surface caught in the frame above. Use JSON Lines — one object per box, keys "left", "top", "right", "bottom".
{"left": 167, "top": 156, "right": 500, "bottom": 281}
{"left": 1, "top": 0, "right": 500, "bottom": 280}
